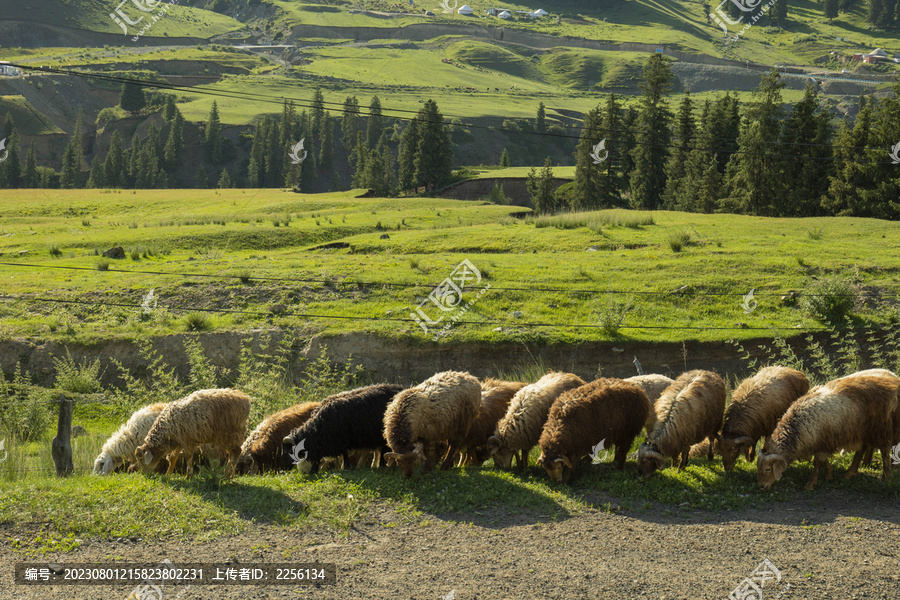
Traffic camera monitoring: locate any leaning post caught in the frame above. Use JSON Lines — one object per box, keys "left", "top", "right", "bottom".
{"left": 51, "top": 394, "right": 74, "bottom": 477}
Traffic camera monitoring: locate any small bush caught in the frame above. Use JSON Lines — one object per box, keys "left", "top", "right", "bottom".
{"left": 596, "top": 298, "right": 633, "bottom": 336}
{"left": 667, "top": 230, "right": 692, "bottom": 252}
{"left": 53, "top": 351, "right": 104, "bottom": 394}
{"left": 49, "top": 244, "right": 62, "bottom": 257}
{"left": 807, "top": 226, "right": 825, "bottom": 240}
{"left": 184, "top": 312, "right": 212, "bottom": 331}
{"left": 95, "top": 259, "right": 110, "bottom": 271}
{"left": 800, "top": 277, "right": 855, "bottom": 323}
{"left": 0, "top": 366, "right": 53, "bottom": 442}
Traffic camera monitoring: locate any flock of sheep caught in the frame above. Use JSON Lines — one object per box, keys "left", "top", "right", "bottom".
{"left": 92, "top": 366, "right": 900, "bottom": 490}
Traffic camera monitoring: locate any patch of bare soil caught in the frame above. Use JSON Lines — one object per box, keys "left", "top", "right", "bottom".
{"left": 2, "top": 489, "right": 898, "bottom": 600}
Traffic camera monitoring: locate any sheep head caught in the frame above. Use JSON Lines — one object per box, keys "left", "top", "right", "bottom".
{"left": 93, "top": 455, "right": 118, "bottom": 475}
{"left": 719, "top": 434, "right": 754, "bottom": 471}
{"left": 538, "top": 452, "right": 573, "bottom": 483}
{"left": 134, "top": 444, "right": 164, "bottom": 474}
{"left": 487, "top": 435, "right": 514, "bottom": 470}
{"left": 757, "top": 449, "right": 787, "bottom": 490}
{"left": 385, "top": 442, "right": 425, "bottom": 478}
{"left": 637, "top": 442, "right": 665, "bottom": 478}
{"left": 235, "top": 453, "right": 255, "bottom": 476}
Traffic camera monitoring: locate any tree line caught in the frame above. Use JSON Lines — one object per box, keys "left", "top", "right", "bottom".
{"left": 0, "top": 81, "right": 454, "bottom": 195}
{"left": 531, "top": 54, "right": 899, "bottom": 219}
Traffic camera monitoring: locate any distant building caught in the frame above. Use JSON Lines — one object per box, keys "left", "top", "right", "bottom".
{"left": 458, "top": 4, "right": 474, "bottom": 15}
{"left": 863, "top": 48, "right": 889, "bottom": 63}
{"left": 533, "top": 8, "right": 548, "bottom": 16}
{"left": 0, "top": 61, "right": 21, "bottom": 76}
{"left": 498, "top": 10, "right": 511, "bottom": 19}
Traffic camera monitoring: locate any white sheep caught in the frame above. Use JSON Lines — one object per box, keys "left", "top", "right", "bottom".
{"left": 93, "top": 403, "right": 167, "bottom": 475}
{"left": 135, "top": 388, "right": 251, "bottom": 478}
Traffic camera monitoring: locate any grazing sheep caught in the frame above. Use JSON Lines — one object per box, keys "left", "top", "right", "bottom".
{"left": 458, "top": 378, "right": 528, "bottom": 467}
{"left": 538, "top": 378, "right": 650, "bottom": 483}
{"left": 135, "top": 389, "right": 251, "bottom": 478}
{"left": 281, "top": 384, "right": 404, "bottom": 474}
{"left": 757, "top": 373, "right": 900, "bottom": 490}
{"left": 383, "top": 371, "right": 481, "bottom": 478}
{"left": 487, "top": 372, "right": 586, "bottom": 470}
{"left": 718, "top": 366, "right": 810, "bottom": 471}
{"left": 833, "top": 370, "right": 900, "bottom": 476}
{"left": 637, "top": 370, "right": 726, "bottom": 478}
{"left": 236, "top": 401, "right": 322, "bottom": 475}
{"left": 626, "top": 374, "right": 675, "bottom": 433}
{"left": 93, "top": 403, "right": 167, "bottom": 475}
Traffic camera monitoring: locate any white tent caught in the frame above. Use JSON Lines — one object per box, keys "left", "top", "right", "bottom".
{"left": 867, "top": 48, "right": 888, "bottom": 57}
{"left": 498, "top": 10, "right": 511, "bottom": 19}
{"left": 458, "top": 4, "right": 474, "bottom": 14}
{"left": 533, "top": 8, "right": 548, "bottom": 16}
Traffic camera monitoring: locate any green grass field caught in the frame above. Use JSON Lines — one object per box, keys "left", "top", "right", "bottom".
{"left": 1, "top": 189, "right": 899, "bottom": 346}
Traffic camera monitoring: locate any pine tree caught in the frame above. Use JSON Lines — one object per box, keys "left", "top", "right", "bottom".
{"left": 529, "top": 158, "right": 558, "bottom": 214}
{"left": 572, "top": 106, "right": 605, "bottom": 210}
{"left": 103, "top": 131, "right": 125, "bottom": 188}
{"left": 164, "top": 95, "right": 177, "bottom": 121}
{"left": 60, "top": 114, "right": 85, "bottom": 189}
{"left": 723, "top": 69, "right": 785, "bottom": 216}
{"left": 535, "top": 102, "right": 547, "bottom": 134}
{"left": 217, "top": 168, "right": 232, "bottom": 189}
{"left": 413, "top": 100, "right": 453, "bottom": 192}
{"left": 662, "top": 91, "right": 695, "bottom": 209}
{"left": 499, "top": 147, "right": 510, "bottom": 167}
{"left": 630, "top": 54, "right": 673, "bottom": 210}
{"left": 341, "top": 96, "right": 360, "bottom": 151}
{"left": 823, "top": 103, "right": 874, "bottom": 217}
{"left": 2, "top": 112, "right": 14, "bottom": 139}
{"left": 3, "top": 129, "right": 21, "bottom": 188}
{"left": 311, "top": 87, "right": 326, "bottom": 139}
{"left": 86, "top": 155, "right": 105, "bottom": 188}
{"left": 23, "top": 142, "right": 38, "bottom": 188}
{"left": 205, "top": 100, "right": 223, "bottom": 163}
{"left": 779, "top": 82, "right": 832, "bottom": 216}
{"left": 352, "top": 131, "right": 368, "bottom": 189}
{"left": 366, "top": 96, "right": 384, "bottom": 149}
{"left": 164, "top": 110, "right": 184, "bottom": 169}
{"left": 247, "top": 118, "right": 267, "bottom": 188}
{"left": 299, "top": 138, "right": 317, "bottom": 193}
{"left": 363, "top": 148, "right": 386, "bottom": 196}
{"left": 195, "top": 165, "right": 208, "bottom": 189}
{"left": 264, "top": 116, "right": 282, "bottom": 187}
{"left": 599, "top": 93, "right": 622, "bottom": 194}
{"left": 381, "top": 144, "right": 396, "bottom": 197}
{"left": 772, "top": 0, "right": 788, "bottom": 26}
{"left": 398, "top": 118, "right": 420, "bottom": 192}
{"left": 825, "top": 0, "right": 839, "bottom": 19}
{"left": 127, "top": 134, "right": 142, "bottom": 187}
{"left": 618, "top": 107, "right": 638, "bottom": 192}
{"left": 119, "top": 81, "right": 146, "bottom": 113}
{"left": 319, "top": 112, "right": 334, "bottom": 172}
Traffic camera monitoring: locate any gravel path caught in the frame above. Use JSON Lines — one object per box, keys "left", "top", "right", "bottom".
{"left": 2, "top": 488, "right": 898, "bottom": 599}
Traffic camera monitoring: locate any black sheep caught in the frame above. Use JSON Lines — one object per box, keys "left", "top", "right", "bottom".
{"left": 280, "top": 383, "right": 405, "bottom": 473}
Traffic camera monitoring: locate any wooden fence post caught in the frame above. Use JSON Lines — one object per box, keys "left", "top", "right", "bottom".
{"left": 51, "top": 395, "right": 73, "bottom": 477}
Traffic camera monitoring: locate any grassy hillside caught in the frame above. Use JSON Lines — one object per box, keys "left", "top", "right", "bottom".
{"left": 0, "top": 190, "right": 898, "bottom": 346}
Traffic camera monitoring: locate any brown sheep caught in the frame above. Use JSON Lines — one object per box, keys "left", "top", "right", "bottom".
{"left": 758, "top": 372, "right": 900, "bottom": 490}
{"left": 718, "top": 366, "right": 810, "bottom": 471}
{"left": 236, "top": 401, "right": 321, "bottom": 475}
{"left": 457, "top": 378, "right": 527, "bottom": 467}
{"left": 383, "top": 371, "right": 482, "bottom": 478}
{"left": 486, "top": 372, "right": 586, "bottom": 470}
{"left": 538, "top": 378, "right": 650, "bottom": 483}
{"left": 626, "top": 374, "right": 675, "bottom": 433}
{"left": 135, "top": 388, "right": 251, "bottom": 478}
{"left": 637, "top": 370, "right": 725, "bottom": 478}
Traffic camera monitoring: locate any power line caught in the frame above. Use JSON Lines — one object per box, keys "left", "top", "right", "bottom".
{"left": 0, "top": 261, "right": 894, "bottom": 298}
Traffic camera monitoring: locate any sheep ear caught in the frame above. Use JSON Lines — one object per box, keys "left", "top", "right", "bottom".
{"left": 384, "top": 452, "right": 400, "bottom": 462}
{"left": 282, "top": 436, "right": 292, "bottom": 445}
{"left": 487, "top": 436, "right": 501, "bottom": 452}
{"left": 560, "top": 455, "right": 573, "bottom": 469}
{"left": 143, "top": 450, "right": 154, "bottom": 465}
{"left": 102, "top": 457, "right": 114, "bottom": 474}
{"left": 734, "top": 436, "right": 754, "bottom": 447}
{"left": 535, "top": 454, "right": 544, "bottom": 466}
{"left": 772, "top": 459, "right": 786, "bottom": 481}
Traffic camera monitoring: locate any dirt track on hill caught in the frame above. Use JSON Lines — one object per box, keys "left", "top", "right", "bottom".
{"left": 2, "top": 487, "right": 898, "bottom": 600}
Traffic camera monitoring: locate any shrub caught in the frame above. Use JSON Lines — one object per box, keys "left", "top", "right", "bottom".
{"left": 0, "top": 366, "right": 53, "bottom": 442}
{"left": 184, "top": 312, "right": 212, "bottom": 331}
{"left": 95, "top": 259, "right": 110, "bottom": 271}
{"left": 53, "top": 351, "right": 103, "bottom": 394}
{"left": 667, "top": 230, "right": 692, "bottom": 252}
{"left": 800, "top": 277, "right": 855, "bottom": 323}
{"left": 49, "top": 244, "right": 62, "bottom": 257}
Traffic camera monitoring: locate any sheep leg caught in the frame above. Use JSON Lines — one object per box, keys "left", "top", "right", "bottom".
{"left": 517, "top": 448, "right": 529, "bottom": 470}
{"left": 880, "top": 447, "right": 892, "bottom": 481}
{"left": 614, "top": 445, "right": 627, "bottom": 471}
{"left": 805, "top": 458, "right": 824, "bottom": 490}
{"left": 707, "top": 436, "right": 715, "bottom": 462}
{"left": 440, "top": 444, "right": 458, "bottom": 470}
{"left": 863, "top": 447, "right": 875, "bottom": 467}
{"left": 183, "top": 445, "right": 196, "bottom": 478}
{"left": 342, "top": 451, "right": 352, "bottom": 470}
{"left": 845, "top": 449, "right": 866, "bottom": 479}
{"left": 165, "top": 450, "right": 180, "bottom": 475}
{"left": 225, "top": 447, "right": 239, "bottom": 478}
{"left": 677, "top": 449, "right": 689, "bottom": 471}
{"left": 824, "top": 459, "right": 833, "bottom": 481}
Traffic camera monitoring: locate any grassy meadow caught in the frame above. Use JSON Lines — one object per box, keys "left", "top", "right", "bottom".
{"left": 1, "top": 189, "right": 899, "bottom": 346}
